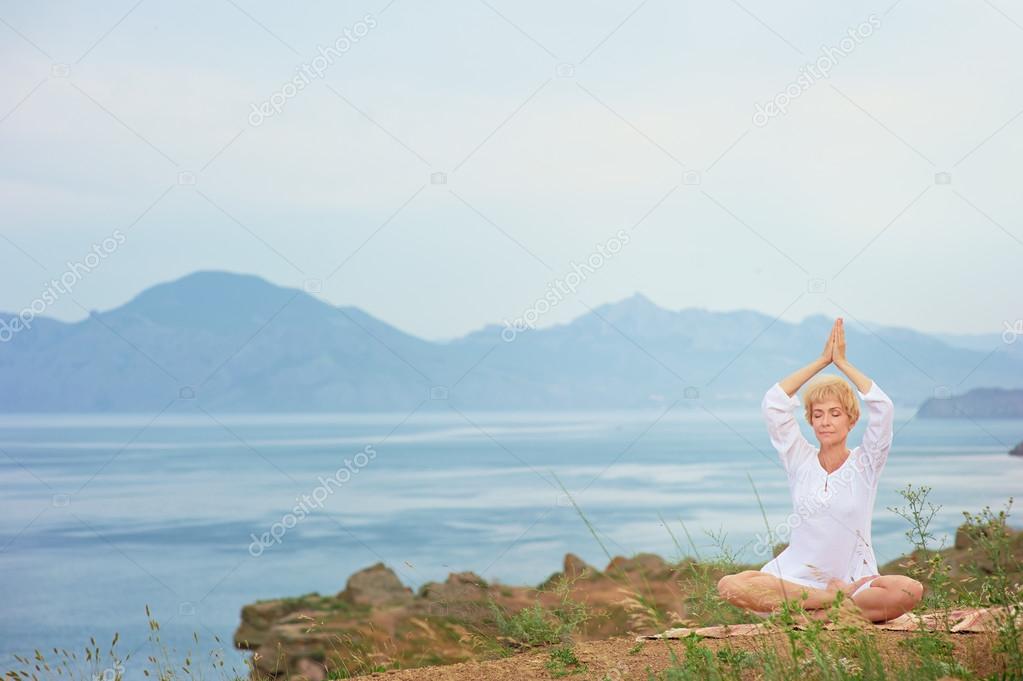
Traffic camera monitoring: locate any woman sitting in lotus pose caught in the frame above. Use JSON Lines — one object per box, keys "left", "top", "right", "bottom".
{"left": 717, "top": 318, "right": 923, "bottom": 623}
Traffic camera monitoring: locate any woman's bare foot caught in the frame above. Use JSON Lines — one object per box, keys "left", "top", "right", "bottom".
{"left": 824, "top": 575, "right": 878, "bottom": 601}
{"left": 819, "top": 575, "right": 879, "bottom": 624}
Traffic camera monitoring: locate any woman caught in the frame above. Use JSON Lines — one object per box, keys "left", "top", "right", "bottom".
{"left": 716, "top": 318, "right": 923, "bottom": 623}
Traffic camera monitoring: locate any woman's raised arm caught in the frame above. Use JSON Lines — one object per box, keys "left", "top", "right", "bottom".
{"left": 777, "top": 320, "right": 837, "bottom": 397}
{"left": 761, "top": 321, "right": 837, "bottom": 472}
{"left": 831, "top": 318, "right": 894, "bottom": 481}
{"left": 832, "top": 318, "right": 874, "bottom": 394}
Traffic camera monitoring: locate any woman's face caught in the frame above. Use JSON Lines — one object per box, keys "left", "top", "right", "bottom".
{"left": 811, "top": 397, "right": 854, "bottom": 446}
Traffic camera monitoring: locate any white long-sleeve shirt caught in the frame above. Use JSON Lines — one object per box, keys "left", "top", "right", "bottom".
{"left": 758, "top": 379, "right": 895, "bottom": 594}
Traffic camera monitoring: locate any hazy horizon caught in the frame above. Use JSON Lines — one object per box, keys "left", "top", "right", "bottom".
{"left": 0, "top": 266, "right": 1011, "bottom": 343}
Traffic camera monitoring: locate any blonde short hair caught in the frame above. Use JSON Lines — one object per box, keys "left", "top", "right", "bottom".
{"left": 801, "top": 374, "right": 860, "bottom": 426}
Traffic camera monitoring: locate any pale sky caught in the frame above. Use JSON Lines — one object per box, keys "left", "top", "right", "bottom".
{"left": 1, "top": 0, "right": 1021, "bottom": 341}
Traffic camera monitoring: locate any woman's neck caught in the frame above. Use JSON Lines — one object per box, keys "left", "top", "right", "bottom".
{"left": 819, "top": 441, "right": 850, "bottom": 463}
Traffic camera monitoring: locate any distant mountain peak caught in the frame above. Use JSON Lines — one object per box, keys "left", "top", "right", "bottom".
{"left": 622, "top": 291, "right": 660, "bottom": 308}
{"left": 574, "top": 291, "right": 681, "bottom": 335}
{"left": 141, "top": 270, "right": 288, "bottom": 297}
{"left": 603, "top": 292, "right": 666, "bottom": 315}
{"left": 111, "top": 269, "right": 314, "bottom": 330}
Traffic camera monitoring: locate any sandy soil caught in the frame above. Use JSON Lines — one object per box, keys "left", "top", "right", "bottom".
{"left": 349, "top": 630, "right": 1003, "bottom": 680}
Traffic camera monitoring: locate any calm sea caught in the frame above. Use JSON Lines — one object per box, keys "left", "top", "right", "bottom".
{"left": 1, "top": 407, "right": 1020, "bottom": 676}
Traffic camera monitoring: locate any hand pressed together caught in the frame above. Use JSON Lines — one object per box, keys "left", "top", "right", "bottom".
{"left": 819, "top": 317, "right": 848, "bottom": 368}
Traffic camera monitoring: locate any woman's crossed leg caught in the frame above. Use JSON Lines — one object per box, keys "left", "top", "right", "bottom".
{"left": 716, "top": 570, "right": 923, "bottom": 623}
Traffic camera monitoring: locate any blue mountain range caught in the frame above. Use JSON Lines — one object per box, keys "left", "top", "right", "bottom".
{"left": 1, "top": 270, "right": 1019, "bottom": 413}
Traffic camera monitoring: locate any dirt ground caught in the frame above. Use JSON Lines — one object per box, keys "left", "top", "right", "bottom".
{"left": 349, "top": 630, "right": 1004, "bottom": 680}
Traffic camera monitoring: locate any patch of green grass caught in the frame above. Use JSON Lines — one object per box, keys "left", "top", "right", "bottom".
{"left": 654, "top": 632, "right": 735, "bottom": 681}
{"left": 488, "top": 586, "right": 589, "bottom": 649}
{"left": 545, "top": 645, "right": 586, "bottom": 677}
{"left": 659, "top": 501, "right": 762, "bottom": 629}
{"left": 887, "top": 483, "right": 957, "bottom": 611}
{"left": 959, "top": 498, "right": 1022, "bottom": 677}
